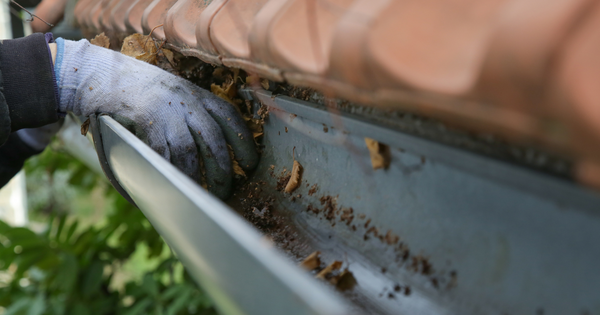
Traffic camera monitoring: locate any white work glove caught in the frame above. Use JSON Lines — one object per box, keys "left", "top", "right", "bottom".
{"left": 54, "top": 38, "right": 258, "bottom": 199}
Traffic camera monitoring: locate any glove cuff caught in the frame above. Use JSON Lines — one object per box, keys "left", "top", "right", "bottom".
{"left": 54, "top": 37, "right": 66, "bottom": 94}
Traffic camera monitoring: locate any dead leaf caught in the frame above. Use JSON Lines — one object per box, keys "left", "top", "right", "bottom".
{"left": 284, "top": 160, "right": 302, "bottom": 193}
{"left": 213, "top": 67, "right": 226, "bottom": 80}
{"left": 365, "top": 138, "right": 391, "bottom": 170}
{"left": 253, "top": 132, "right": 263, "bottom": 139}
{"left": 90, "top": 32, "right": 110, "bottom": 48}
{"left": 245, "top": 74, "right": 264, "bottom": 88}
{"left": 136, "top": 51, "right": 158, "bottom": 65}
{"left": 285, "top": 148, "right": 302, "bottom": 193}
{"left": 332, "top": 269, "right": 357, "bottom": 291}
{"left": 316, "top": 261, "right": 343, "bottom": 280}
{"left": 300, "top": 251, "right": 321, "bottom": 271}
{"left": 161, "top": 48, "right": 174, "bottom": 64}
{"left": 155, "top": 47, "right": 175, "bottom": 71}
{"left": 228, "top": 145, "right": 246, "bottom": 177}
{"left": 121, "top": 33, "right": 158, "bottom": 65}
{"left": 260, "top": 78, "right": 270, "bottom": 90}
{"left": 257, "top": 104, "right": 269, "bottom": 119}
{"left": 81, "top": 118, "right": 90, "bottom": 136}
{"left": 211, "top": 80, "right": 237, "bottom": 106}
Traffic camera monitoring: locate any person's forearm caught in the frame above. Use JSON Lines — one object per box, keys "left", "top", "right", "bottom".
{"left": 31, "top": 0, "right": 68, "bottom": 33}
{"left": 49, "top": 42, "right": 56, "bottom": 65}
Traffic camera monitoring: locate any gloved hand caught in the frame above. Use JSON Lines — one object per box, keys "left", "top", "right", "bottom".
{"left": 54, "top": 38, "right": 258, "bottom": 199}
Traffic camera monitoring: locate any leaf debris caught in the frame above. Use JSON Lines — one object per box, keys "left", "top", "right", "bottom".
{"left": 365, "top": 137, "right": 391, "bottom": 170}
{"left": 300, "top": 251, "right": 321, "bottom": 271}
{"left": 121, "top": 33, "right": 174, "bottom": 70}
{"left": 90, "top": 32, "right": 110, "bottom": 48}
{"left": 228, "top": 145, "right": 246, "bottom": 178}
{"left": 316, "top": 261, "right": 342, "bottom": 280}
{"left": 333, "top": 269, "right": 357, "bottom": 291}
{"left": 211, "top": 68, "right": 240, "bottom": 106}
{"left": 284, "top": 147, "right": 302, "bottom": 193}
{"left": 80, "top": 118, "right": 90, "bottom": 136}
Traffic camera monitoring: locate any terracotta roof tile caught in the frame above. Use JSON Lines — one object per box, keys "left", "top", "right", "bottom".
{"left": 90, "top": 0, "right": 109, "bottom": 32}
{"left": 264, "top": 0, "right": 353, "bottom": 75}
{"left": 109, "top": 0, "right": 135, "bottom": 36}
{"left": 74, "top": 0, "right": 95, "bottom": 29}
{"left": 141, "top": 0, "right": 179, "bottom": 39}
{"left": 367, "top": 0, "right": 506, "bottom": 95}
{"left": 194, "top": 0, "right": 228, "bottom": 64}
{"left": 74, "top": 0, "right": 600, "bottom": 188}
{"left": 164, "top": 0, "right": 211, "bottom": 48}
{"left": 211, "top": 0, "right": 270, "bottom": 60}
{"left": 125, "top": 0, "right": 154, "bottom": 34}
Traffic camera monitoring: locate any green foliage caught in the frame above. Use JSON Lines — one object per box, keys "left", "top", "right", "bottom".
{"left": 0, "top": 146, "right": 218, "bottom": 315}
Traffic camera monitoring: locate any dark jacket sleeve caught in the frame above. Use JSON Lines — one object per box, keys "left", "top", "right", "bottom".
{"left": 0, "top": 33, "right": 59, "bottom": 145}
{"left": 0, "top": 33, "right": 59, "bottom": 188}
{"left": 0, "top": 132, "right": 43, "bottom": 187}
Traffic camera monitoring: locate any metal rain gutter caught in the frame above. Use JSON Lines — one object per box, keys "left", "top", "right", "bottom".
{"left": 98, "top": 115, "right": 351, "bottom": 315}
{"left": 93, "top": 90, "right": 600, "bottom": 314}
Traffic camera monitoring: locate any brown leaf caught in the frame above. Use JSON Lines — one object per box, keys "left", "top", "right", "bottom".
{"left": 300, "top": 251, "right": 321, "bottom": 271}
{"left": 316, "top": 261, "right": 343, "bottom": 280}
{"left": 260, "top": 78, "right": 270, "bottom": 90}
{"left": 227, "top": 145, "right": 246, "bottom": 177}
{"left": 90, "top": 32, "right": 110, "bottom": 49}
{"left": 210, "top": 76, "right": 238, "bottom": 106}
{"left": 161, "top": 48, "right": 174, "bottom": 64}
{"left": 365, "top": 138, "right": 391, "bottom": 170}
{"left": 121, "top": 33, "right": 158, "bottom": 65}
{"left": 332, "top": 269, "right": 357, "bottom": 291}
{"left": 136, "top": 52, "right": 158, "bottom": 65}
{"left": 285, "top": 160, "right": 302, "bottom": 193}
{"left": 245, "top": 75, "right": 258, "bottom": 86}
{"left": 80, "top": 118, "right": 90, "bottom": 136}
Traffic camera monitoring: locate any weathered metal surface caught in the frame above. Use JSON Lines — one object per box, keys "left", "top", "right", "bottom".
{"left": 98, "top": 115, "right": 352, "bottom": 315}
{"left": 84, "top": 85, "right": 600, "bottom": 314}
{"left": 237, "top": 89, "right": 600, "bottom": 314}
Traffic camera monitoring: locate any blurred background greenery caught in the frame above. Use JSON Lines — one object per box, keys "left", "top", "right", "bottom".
{"left": 0, "top": 141, "right": 219, "bottom": 315}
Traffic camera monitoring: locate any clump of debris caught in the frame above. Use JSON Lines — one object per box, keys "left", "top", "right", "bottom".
{"left": 299, "top": 251, "right": 357, "bottom": 292}
{"left": 231, "top": 181, "right": 303, "bottom": 256}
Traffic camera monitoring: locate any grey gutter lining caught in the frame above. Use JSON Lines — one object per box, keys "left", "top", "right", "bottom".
{"left": 245, "top": 89, "right": 600, "bottom": 216}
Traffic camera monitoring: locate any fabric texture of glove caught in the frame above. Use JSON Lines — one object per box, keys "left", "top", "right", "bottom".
{"left": 54, "top": 38, "right": 258, "bottom": 199}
